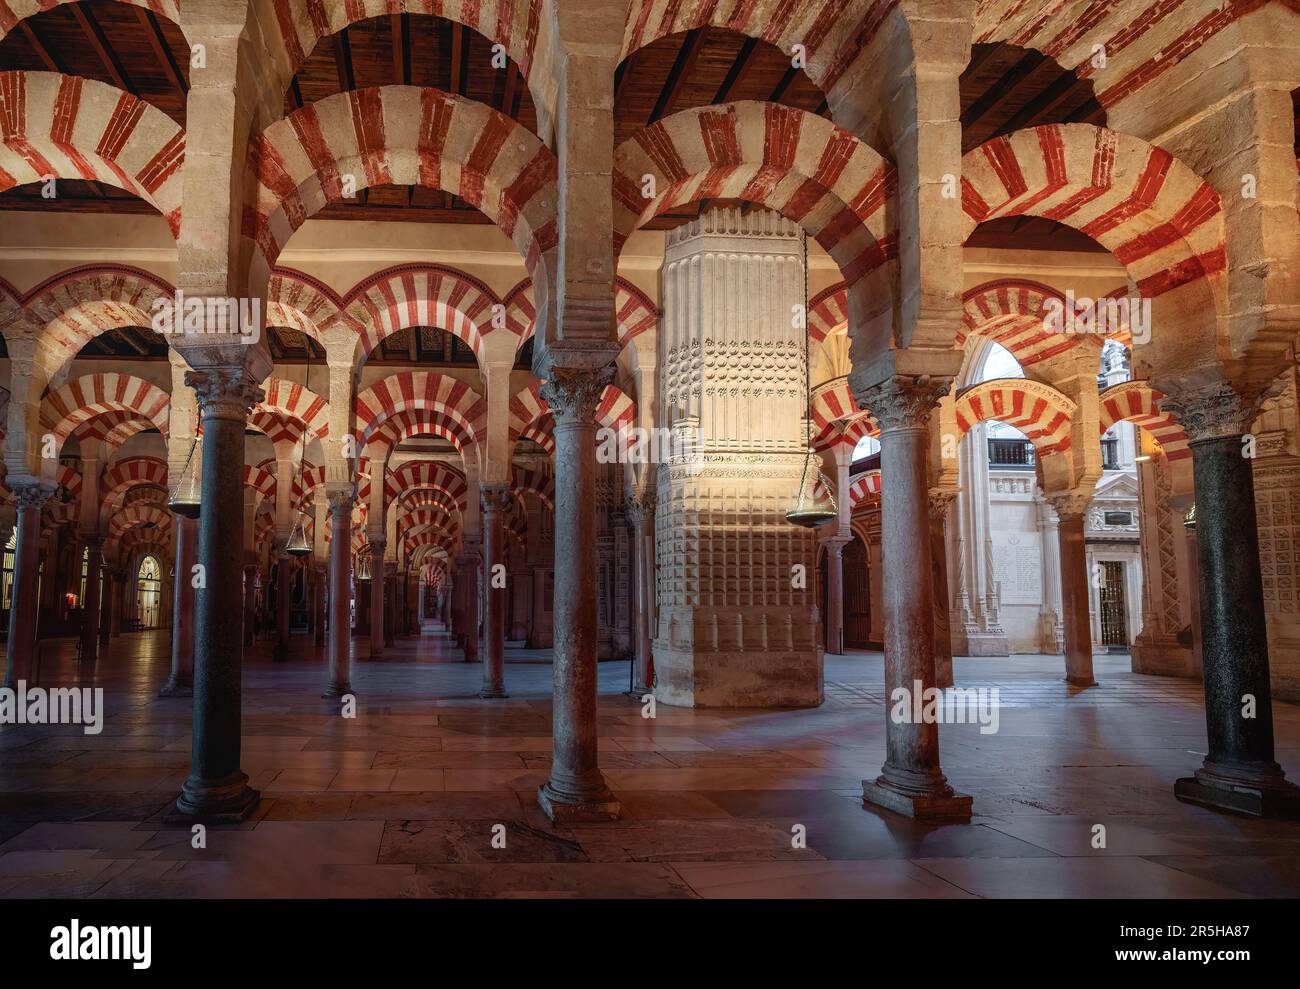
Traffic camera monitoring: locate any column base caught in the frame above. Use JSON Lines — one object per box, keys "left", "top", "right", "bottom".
{"left": 1066, "top": 674, "right": 1097, "bottom": 688}
{"left": 168, "top": 772, "right": 260, "bottom": 823}
{"left": 1175, "top": 762, "right": 1300, "bottom": 819}
{"left": 322, "top": 681, "right": 354, "bottom": 699}
{"left": 537, "top": 782, "right": 621, "bottom": 823}
{"left": 862, "top": 776, "right": 973, "bottom": 822}
{"left": 158, "top": 677, "right": 193, "bottom": 698}
{"left": 478, "top": 685, "right": 509, "bottom": 699}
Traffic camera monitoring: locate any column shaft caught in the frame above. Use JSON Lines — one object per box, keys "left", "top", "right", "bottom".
{"left": 161, "top": 516, "right": 196, "bottom": 696}
{"left": 3, "top": 488, "right": 48, "bottom": 687}
{"left": 369, "top": 538, "right": 385, "bottom": 658}
{"left": 480, "top": 486, "right": 509, "bottom": 697}
{"left": 326, "top": 493, "right": 355, "bottom": 696}
{"left": 1055, "top": 509, "right": 1097, "bottom": 687}
{"left": 275, "top": 553, "right": 291, "bottom": 659}
{"left": 80, "top": 540, "right": 104, "bottom": 663}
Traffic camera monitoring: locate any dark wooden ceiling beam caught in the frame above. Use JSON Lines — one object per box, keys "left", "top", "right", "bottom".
{"left": 501, "top": 62, "right": 519, "bottom": 119}
{"left": 18, "top": 22, "right": 63, "bottom": 73}
{"left": 450, "top": 23, "right": 465, "bottom": 96}
{"left": 713, "top": 36, "right": 759, "bottom": 103}
{"left": 391, "top": 13, "right": 409, "bottom": 85}
{"left": 960, "top": 50, "right": 1046, "bottom": 131}
{"left": 614, "top": 52, "right": 636, "bottom": 106}
{"left": 133, "top": 7, "right": 187, "bottom": 100}
{"left": 332, "top": 27, "right": 355, "bottom": 93}
{"left": 769, "top": 64, "right": 799, "bottom": 103}
{"left": 650, "top": 28, "right": 706, "bottom": 123}
{"left": 71, "top": 5, "right": 132, "bottom": 92}
{"left": 998, "top": 71, "right": 1090, "bottom": 135}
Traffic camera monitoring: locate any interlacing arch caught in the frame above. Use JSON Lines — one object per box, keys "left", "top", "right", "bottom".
{"left": 960, "top": 124, "right": 1225, "bottom": 312}
{"left": 954, "top": 378, "right": 1077, "bottom": 456}
{"left": 17, "top": 264, "right": 174, "bottom": 380}
{"left": 346, "top": 264, "right": 501, "bottom": 365}
{"left": 613, "top": 101, "right": 897, "bottom": 340}
{"left": 242, "top": 86, "right": 558, "bottom": 293}
{"left": 0, "top": 72, "right": 185, "bottom": 235}
{"left": 354, "top": 372, "right": 486, "bottom": 449}
{"left": 621, "top": 0, "right": 883, "bottom": 96}
{"left": 40, "top": 373, "right": 170, "bottom": 450}
{"left": 1098, "top": 380, "right": 1191, "bottom": 463}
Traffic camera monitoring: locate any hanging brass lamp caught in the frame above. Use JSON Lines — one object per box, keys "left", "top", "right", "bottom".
{"left": 168, "top": 414, "right": 201, "bottom": 519}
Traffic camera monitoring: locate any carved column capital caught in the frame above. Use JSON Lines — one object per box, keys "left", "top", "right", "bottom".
{"left": 928, "top": 488, "right": 958, "bottom": 524}
{"left": 12, "top": 482, "right": 55, "bottom": 511}
{"left": 539, "top": 365, "right": 616, "bottom": 424}
{"left": 1156, "top": 379, "right": 1266, "bottom": 444}
{"left": 480, "top": 483, "right": 513, "bottom": 515}
{"left": 1047, "top": 491, "right": 1092, "bottom": 522}
{"left": 853, "top": 375, "right": 953, "bottom": 433}
{"left": 327, "top": 489, "right": 356, "bottom": 517}
{"left": 623, "top": 492, "right": 656, "bottom": 524}
{"left": 185, "top": 367, "right": 265, "bottom": 421}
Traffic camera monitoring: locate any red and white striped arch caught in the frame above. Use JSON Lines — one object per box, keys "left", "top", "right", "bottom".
{"left": 260, "top": 378, "right": 330, "bottom": 440}
{"left": 0, "top": 72, "right": 184, "bottom": 235}
{"left": 267, "top": 268, "right": 346, "bottom": 346}
{"left": 97, "top": 456, "right": 167, "bottom": 529}
{"left": 960, "top": 124, "right": 1225, "bottom": 308}
{"left": 40, "top": 373, "right": 170, "bottom": 447}
{"left": 405, "top": 528, "right": 456, "bottom": 561}
{"left": 363, "top": 408, "right": 473, "bottom": 459}
{"left": 613, "top": 102, "right": 897, "bottom": 336}
{"left": 955, "top": 378, "right": 1076, "bottom": 455}
{"left": 622, "top": 0, "right": 883, "bottom": 96}
{"left": 385, "top": 460, "right": 469, "bottom": 511}
{"left": 248, "top": 410, "right": 308, "bottom": 457}
{"left": 345, "top": 264, "right": 501, "bottom": 363}
{"left": 243, "top": 87, "right": 557, "bottom": 290}
{"left": 243, "top": 464, "right": 278, "bottom": 506}
{"left": 1098, "top": 380, "right": 1190, "bottom": 462}
{"left": 400, "top": 488, "right": 463, "bottom": 526}
{"left": 71, "top": 409, "right": 157, "bottom": 451}
{"left": 501, "top": 276, "right": 660, "bottom": 347}
{"left": 354, "top": 372, "right": 486, "bottom": 448}
{"left": 847, "top": 470, "right": 882, "bottom": 508}
{"left": 508, "top": 380, "right": 635, "bottom": 441}
{"left": 19, "top": 264, "right": 174, "bottom": 378}
{"left": 108, "top": 502, "right": 173, "bottom": 541}
{"left": 810, "top": 376, "right": 877, "bottom": 450}
{"left": 511, "top": 463, "right": 554, "bottom": 511}
{"left": 292, "top": 463, "right": 327, "bottom": 508}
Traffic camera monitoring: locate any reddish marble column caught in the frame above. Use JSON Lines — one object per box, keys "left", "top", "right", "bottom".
{"left": 930, "top": 492, "right": 956, "bottom": 689}
{"left": 855, "top": 376, "right": 970, "bottom": 821}
{"left": 480, "top": 484, "right": 510, "bottom": 697}
{"left": 4, "top": 483, "right": 52, "bottom": 688}
{"left": 326, "top": 490, "right": 356, "bottom": 696}
{"left": 161, "top": 516, "right": 197, "bottom": 696}
{"left": 99, "top": 569, "right": 114, "bottom": 647}
{"left": 369, "top": 536, "right": 386, "bottom": 658}
{"left": 384, "top": 564, "right": 396, "bottom": 648}
{"left": 1049, "top": 494, "right": 1097, "bottom": 687}
{"left": 537, "top": 366, "right": 620, "bottom": 822}
{"left": 624, "top": 496, "right": 655, "bottom": 693}
{"left": 80, "top": 535, "right": 105, "bottom": 664}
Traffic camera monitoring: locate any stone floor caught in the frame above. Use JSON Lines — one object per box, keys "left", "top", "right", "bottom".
{"left": 2, "top": 624, "right": 1300, "bottom": 899}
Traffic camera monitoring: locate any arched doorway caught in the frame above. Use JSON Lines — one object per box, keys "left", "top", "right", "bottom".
{"left": 136, "top": 555, "right": 163, "bottom": 629}
{"left": 844, "top": 534, "right": 873, "bottom": 648}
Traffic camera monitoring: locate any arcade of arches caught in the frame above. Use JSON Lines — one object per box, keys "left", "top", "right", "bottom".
{"left": 1, "top": 0, "right": 1300, "bottom": 898}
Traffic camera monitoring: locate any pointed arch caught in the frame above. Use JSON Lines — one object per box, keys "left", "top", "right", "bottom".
{"left": 0, "top": 72, "right": 185, "bottom": 235}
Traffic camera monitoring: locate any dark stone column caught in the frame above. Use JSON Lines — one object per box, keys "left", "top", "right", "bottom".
{"left": 1162, "top": 384, "right": 1300, "bottom": 817}
{"left": 1049, "top": 494, "right": 1097, "bottom": 687}
{"left": 459, "top": 547, "right": 481, "bottom": 663}
{"left": 480, "top": 484, "right": 510, "bottom": 697}
{"left": 369, "top": 535, "right": 385, "bottom": 658}
{"left": 855, "top": 376, "right": 971, "bottom": 821}
{"left": 3, "top": 484, "right": 51, "bottom": 687}
{"left": 624, "top": 495, "right": 655, "bottom": 693}
{"left": 80, "top": 535, "right": 105, "bottom": 664}
{"left": 537, "top": 366, "right": 620, "bottom": 822}
{"left": 99, "top": 569, "right": 114, "bottom": 647}
{"left": 384, "top": 563, "right": 396, "bottom": 647}
{"left": 172, "top": 368, "right": 262, "bottom": 822}
{"left": 160, "top": 516, "right": 197, "bottom": 696}
{"left": 325, "top": 489, "right": 356, "bottom": 697}
{"left": 274, "top": 551, "right": 291, "bottom": 659}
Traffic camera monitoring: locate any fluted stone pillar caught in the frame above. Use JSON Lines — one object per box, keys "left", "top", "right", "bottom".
{"left": 625, "top": 496, "right": 655, "bottom": 692}
{"left": 368, "top": 535, "right": 385, "bottom": 658}
{"left": 480, "top": 484, "right": 510, "bottom": 698}
{"left": 326, "top": 490, "right": 356, "bottom": 697}
{"left": 1049, "top": 493, "right": 1097, "bottom": 687}
{"left": 855, "top": 376, "right": 971, "bottom": 821}
{"left": 274, "top": 551, "right": 291, "bottom": 659}
{"left": 80, "top": 536, "right": 105, "bottom": 664}
{"left": 537, "top": 365, "right": 620, "bottom": 823}
{"left": 3, "top": 484, "right": 51, "bottom": 687}
{"left": 1162, "top": 384, "right": 1300, "bottom": 817}
{"left": 173, "top": 369, "right": 262, "bottom": 822}
{"left": 160, "top": 516, "right": 197, "bottom": 696}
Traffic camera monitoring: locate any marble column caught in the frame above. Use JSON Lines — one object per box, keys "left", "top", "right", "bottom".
{"left": 1049, "top": 493, "right": 1097, "bottom": 687}
{"left": 537, "top": 366, "right": 620, "bottom": 823}
{"left": 1163, "top": 385, "right": 1300, "bottom": 817}
{"left": 459, "top": 547, "right": 481, "bottom": 662}
{"left": 1034, "top": 498, "right": 1065, "bottom": 654}
{"left": 313, "top": 562, "right": 327, "bottom": 647}
{"left": 241, "top": 564, "right": 256, "bottom": 647}
{"left": 480, "top": 484, "right": 510, "bottom": 698}
{"left": 274, "top": 551, "right": 291, "bottom": 659}
{"left": 929, "top": 491, "right": 956, "bottom": 689}
{"left": 369, "top": 535, "right": 386, "bottom": 658}
{"left": 823, "top": 535, "right": 849, "bottom": 657}
{"left": 384, "top": 563, "right": 396, "bottom": 648}
{"left": 173, "top": 368, "right": 262, "bottom": 822}
{"left": 160, "top": 516, "right": 197, "bottom": 696}
{"left": 624, "top": 496, "right": 655, "bottom": 692}
{"left": 99, "top": 569, "right": 114, "bottom": 648}
{"left": 325, "top": 490, "right": 356, "bottom": 697}
{"left": 3, "top": 484, "right": 52, "bottom": 687}
{"left": 855, "top": 376, "right": 971, "bottom": 821}
{"left": 80, "top": 535, "right": 105, "bottom": 663}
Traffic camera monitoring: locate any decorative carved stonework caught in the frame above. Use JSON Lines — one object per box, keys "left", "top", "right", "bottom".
{"left": 539, "top": 365, "right": 615, "bottom": 424}
{"left": 327, "top": 489, "right": 356, "bottom": 516}
{"left": 1157, "top": 380, "right": 1263, "bottom": 442}
{"left": 928, "top": 489, "right": 958, "bottom": 524}
{"left": 853, "top": 376, "right": 953, "bottom": 433}
{"left": 480, "top": 483, "right": 513, "bottom": 515}
{"left": 185, "top": 368, "right": 265, "bottom": 421}
{"left": 1048, "top": 491, "right": 1092, "bottom": 521}
{"left": 13, "top": 483, "right": 54, "bottom": 510}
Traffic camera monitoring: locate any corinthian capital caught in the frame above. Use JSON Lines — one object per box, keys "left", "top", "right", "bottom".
{"left": 480, "top": 483, "right": 513, "bottom": 515}
{"left": 540, "top": 365, "right": 616, "bottom": 424}
{"left": 852, "top": 375, "right": 952, "bottom": 433}
{"left": 1156, "top": 379, "right": 1263, "bottom": 443}
{"left": 13, "top": 482, "right": 55, "bottom": 511}
{"left": 1047, "top": 491, "right": 1093, "bottom": 521}
{"left": 327, "top": 487, "right": 356, "bottom": 516}
{"left": 185, "top": 368, "right": 265, "bottom": 420}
